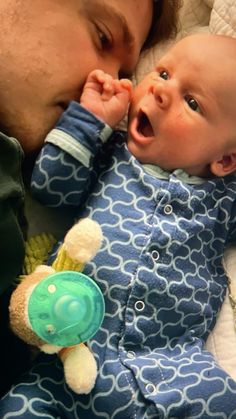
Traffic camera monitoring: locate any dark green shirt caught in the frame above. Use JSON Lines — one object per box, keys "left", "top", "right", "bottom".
{"left": 0, "top": 133, "right": 25, "bottom": 294}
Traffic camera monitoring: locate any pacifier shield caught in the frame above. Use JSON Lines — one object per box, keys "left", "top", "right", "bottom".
{"left": 28, "top": 271, "right": 105, "bottom": 346}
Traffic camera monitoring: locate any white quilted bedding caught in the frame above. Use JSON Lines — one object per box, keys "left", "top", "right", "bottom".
{"left": 134, "top": 0, "right": 236, "bottom": 84}
{"left": 133, "top": 0, "right": 236, "bottom": 380}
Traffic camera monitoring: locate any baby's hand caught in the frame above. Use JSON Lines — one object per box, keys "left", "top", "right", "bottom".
{"left": 80, "top": 69, "right": 132, "bottom": 128}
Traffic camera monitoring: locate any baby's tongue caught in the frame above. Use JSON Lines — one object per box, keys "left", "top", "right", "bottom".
{"left": 138, "top": 112, "right": 154, "bottom": 137}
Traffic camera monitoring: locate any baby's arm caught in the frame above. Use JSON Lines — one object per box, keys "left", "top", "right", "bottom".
{"left": 31, "top": 70, "right": 131, "bottom": 208}
{"left": 80, "top": 69, "right": 132, "bottom": 128}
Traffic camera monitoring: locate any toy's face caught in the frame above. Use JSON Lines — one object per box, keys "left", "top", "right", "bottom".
{"left": 9, "top": 268, "right": 54, "bottom": 347}
{"left": 27, "top": 271, "right": 105, "bottom": 348}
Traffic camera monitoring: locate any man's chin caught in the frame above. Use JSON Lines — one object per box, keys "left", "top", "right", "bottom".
{"left": 12, "top": 125, "right": 49, "bottom": 155}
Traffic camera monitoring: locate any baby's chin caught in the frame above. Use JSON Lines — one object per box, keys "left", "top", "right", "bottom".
{"left": 126, "top": 137, "right": 152, "bottom": 165}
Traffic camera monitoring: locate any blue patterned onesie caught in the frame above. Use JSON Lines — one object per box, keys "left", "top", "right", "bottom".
{"left": 2, "top": 101, "right": 236, "bottom": 419}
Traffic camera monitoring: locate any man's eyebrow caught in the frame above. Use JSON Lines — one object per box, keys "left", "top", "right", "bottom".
{"left": 91, "top": 1, "right": 135, "bottom": 51}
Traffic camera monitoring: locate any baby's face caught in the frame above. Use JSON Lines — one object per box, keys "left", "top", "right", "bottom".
{"left": 127, "top": 34, "right": 236, "bottom": 177}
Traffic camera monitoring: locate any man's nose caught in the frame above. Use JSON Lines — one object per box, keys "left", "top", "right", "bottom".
{"left": 149, "top": 81, "right": 172, "bottom": 109}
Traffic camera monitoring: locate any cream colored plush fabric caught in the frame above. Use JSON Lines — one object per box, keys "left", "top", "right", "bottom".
{"left": 132, "top": 0, "right": 236, "bottom": 380}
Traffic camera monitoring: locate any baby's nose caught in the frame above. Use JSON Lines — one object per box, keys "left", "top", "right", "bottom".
{"left": 149, "top": 82, "right": 171, "bottom": 109}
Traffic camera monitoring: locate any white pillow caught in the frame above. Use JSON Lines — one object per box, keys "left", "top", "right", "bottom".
{"left": 205, "top": 248, "right": 236, "bottom": 380}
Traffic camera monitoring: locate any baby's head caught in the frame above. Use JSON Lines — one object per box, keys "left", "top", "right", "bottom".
{"left": 127, "top": 33, "right": 236, "bottom": 178}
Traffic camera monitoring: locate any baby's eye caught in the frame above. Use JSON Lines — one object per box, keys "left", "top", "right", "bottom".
{"left": 185, "top": 96, "right": 201, "bottom": 113}
{"left": 159, "top": 70, "right": 169, "bottom": 80}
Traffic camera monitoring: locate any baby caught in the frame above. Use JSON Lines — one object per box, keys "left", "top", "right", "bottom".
{"left": 29, "top": 33, "right": 236, "bottom": 417}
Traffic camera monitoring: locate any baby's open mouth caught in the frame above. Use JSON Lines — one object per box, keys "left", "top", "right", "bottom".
{"left": 137, "top": 110, "right": 154, "bottom": 137}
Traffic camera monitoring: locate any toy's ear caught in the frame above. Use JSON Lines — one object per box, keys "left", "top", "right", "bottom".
{"left": 64, "top": 218, "right": 103, "bottom": 263}
{"left": 210, "top": 153, "right": 236, "bottom": 177}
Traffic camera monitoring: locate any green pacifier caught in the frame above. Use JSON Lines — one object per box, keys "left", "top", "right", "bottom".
{"left": 28, "top": 271, "right": 105, "bottom": 347}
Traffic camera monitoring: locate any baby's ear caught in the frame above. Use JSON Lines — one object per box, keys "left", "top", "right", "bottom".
{"left": 210, "top": 153, "right": 236, "bottom": 177}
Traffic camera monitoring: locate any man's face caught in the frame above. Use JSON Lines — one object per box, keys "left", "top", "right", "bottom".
{"left": 0, "top": 0, "right": 152, "bottom": 153}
